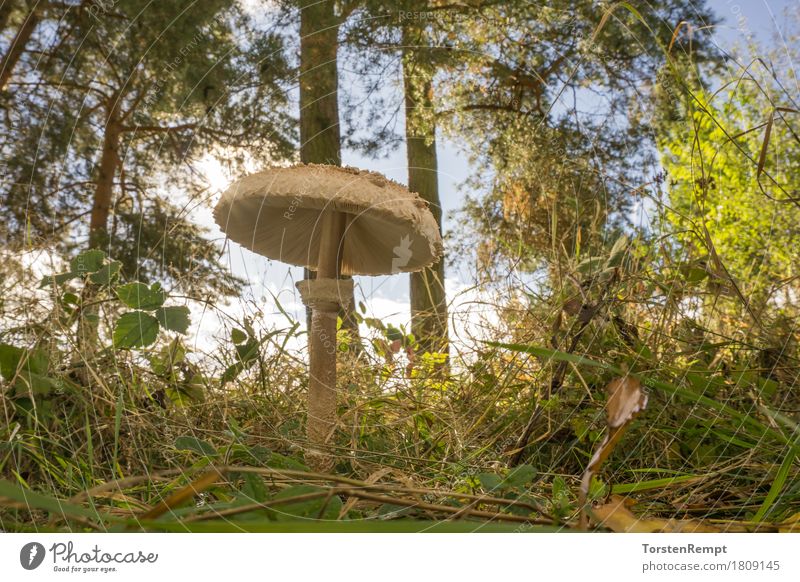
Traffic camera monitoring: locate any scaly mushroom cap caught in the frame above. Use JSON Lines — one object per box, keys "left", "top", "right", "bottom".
{"left": 213, "top": 164, "right": 443, "bottom": 276}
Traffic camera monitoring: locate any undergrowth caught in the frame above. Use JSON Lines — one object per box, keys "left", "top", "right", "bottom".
{"left": 1, "top": 230, "right": 798, "bottom": 532}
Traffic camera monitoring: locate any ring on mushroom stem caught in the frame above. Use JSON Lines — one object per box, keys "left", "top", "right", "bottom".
{"left": 214, "top": 164, "right": 443, "bottom": 471}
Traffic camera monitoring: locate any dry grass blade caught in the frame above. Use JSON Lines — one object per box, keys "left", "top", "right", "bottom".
{"left": 139, "top": 468, "right": 224, "bottom": 520}
{"left": 757, "top": 110, "right": 774, "bottom": 178}
{"left": 668, "top": 21, "right": 691, "bottom": 53}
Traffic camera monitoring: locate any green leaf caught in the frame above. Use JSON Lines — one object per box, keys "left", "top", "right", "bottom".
{"left": 753, "top": 447, "right": 796, "bottom": 522}
{"left": 115, "top": 282, "right": 166, "bottom": 310}
{"left": 487, "top": 341, "right": 606, "bottom": 369}
{"left": 89, "top": 260, "right": 121, "bottom": 285}
{"left": 551, "top": 475, "right": 570, "bottom": 510}
{"left": 155, "top": 306, "right": 191, "bottom": 334}
{"left": 240, "top": 473, "right": 269, "bottom": 503}
{"left": 267, "top": 452, "right": 309, "bottom": 471}
{"left": 477, "top": 473, "right": 503, "bottom": 491}
{"left": 112, "top": 312, "right": 160, "bottom": 348}
{"left": 0, "top": 343, "right": 25, "bottom": 380}
{"left": 235, "top": 337, "right": 260, "bottom": 361}
{"left": 0, "top": 344, "right": 49, "bottom": 381}
{"left": 40, "top": 271, "right": 79, "bottom": 288}
{"left": 174, "top": 436, "right": 217, "bottom": 457}
{"left": 62, "top": 292, "right": 79, "bottom": 305}
{"left": 221, "top": 337, "right": 261, "bottom": 385}
{"left": 70, "top": 249, "right": 106, "bottom": 275}
{"left": 166, "top": 376, "right": 206, "bottom": 406}
{"left": 12, "top": 371, "right": 61, "bottom": 396}
{"left": 149, "top": 338, "right": 186, "bottom": 376}
{"left": 386, "top": 325, "right": 403, "bottom": 342}
{"left": 229, "top": 445, "right": 271, "bottom": 465}
{"left": 231, "top": 328, "right": 247, "bottom": 344}
{"left": 363, "top": 317, "right": 385, "bottom": 331}
{"left": 606, "top": 234, "right": 629, "bottom": 267}
{"left": 504, "top": 464, "right": 537, "bottom": 490}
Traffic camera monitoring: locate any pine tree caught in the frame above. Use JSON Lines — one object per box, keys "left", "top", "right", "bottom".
{"left": 1, "top": 0, "right": 294, "bottom": 296}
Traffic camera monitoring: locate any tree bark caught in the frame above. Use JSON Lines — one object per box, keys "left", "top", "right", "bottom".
{"left": 402, "top": 26, "right": 449, "bottom": 359}
{"left": 298, "top": 1, "right": 360, "bottom": 344}
{"left": 0, "top": 5, "right": 41, "bottom": 92}
{"left": 89, "top": 97, "right": 122, "bottom": 249}
{"left": 299, "top": 0, "right": 341, "bottom": 168}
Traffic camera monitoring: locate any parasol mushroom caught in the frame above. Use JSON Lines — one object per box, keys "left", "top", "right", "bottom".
{"left": 214, "top": 163, "right": 443, "bottom": 470}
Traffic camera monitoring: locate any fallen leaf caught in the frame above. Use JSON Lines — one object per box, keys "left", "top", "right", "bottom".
{"left": 591, "top": 495, "right": 724, "bottom": 532}
{"left": 778, "top": 512, "right": 800, "bottom": 533}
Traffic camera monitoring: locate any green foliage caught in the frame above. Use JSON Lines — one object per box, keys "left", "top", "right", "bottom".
{"left": 174, "top": 436, "right": 218, "bottom": 458}
{"left": 658, "top": 63, "right": 800, "bottom": 308}
{"left": 0, "top": 343, "right": 64, "bottom": 397}
{"left": 115, "top": 283, "right": 166, "bottom": 311}
{"left": 0, "top": 0, "right": 292, "bottom": 296}
{"left": 112, "top": 312, "right": 160, "bottom": 349}
{"left": 155, "top": 306, "right": 191, "bottom": 334}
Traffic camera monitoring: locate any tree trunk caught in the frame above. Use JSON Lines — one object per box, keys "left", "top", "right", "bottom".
{"left": 402, "top": 26, "right": 449, "bottom": 359}
{"left": 0, "top": 5, "right": 41, "bottom": 92}
{"left": 89, "top": 98, "right": 122, "bottom": 249}
{"left": 298, "top": 0, "right": 357, "bottom": 470}
{"left": 299, "top": 0, "right": 341, "bottom": 168}
{"left": 298, "top": 1, "right": 359, "bottom": 340}
{"left": 76, "top": 97, "right": 122, "bottom": 371}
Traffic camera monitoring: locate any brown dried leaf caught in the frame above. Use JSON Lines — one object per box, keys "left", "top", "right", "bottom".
{"left": 591, "top": 495, "right": 725, "bottom": 533}
{"left": 606, "top": 377, "right": 648, "bottom": 428}
{"left": 778, "top": 512, "right": 800, "bottom": 533}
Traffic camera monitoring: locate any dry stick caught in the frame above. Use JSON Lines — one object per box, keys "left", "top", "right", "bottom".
{"left": 213, "top": 465, "right": 551, "bottom": 518}
{"left": 182, "top": 491, "right": 333, "bottom": 523}
{"left": 50, "top": 472, "right": 183, "bottom": 528}
{"left": 151, "top": 465, "right": 551, "bottom": 520}
{"left": 68, "top": 471, "right": 182, "bottom": 504}
{"left": 116, "top": 465, "right": 551, "bottom": 525}
{"left": 337, "top": 489, "right": 554, "bottom": 526}
{"left": 181, "top": 487, "right": 554, "bottom": 527}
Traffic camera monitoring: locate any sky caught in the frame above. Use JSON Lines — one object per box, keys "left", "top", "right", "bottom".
{"left": 191, "top": 0, "right": 800, "bottom": 357}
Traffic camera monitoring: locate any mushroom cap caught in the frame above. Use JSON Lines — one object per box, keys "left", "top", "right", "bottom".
{"left": 213, "top": 164, "right": 444, "bottom": 276}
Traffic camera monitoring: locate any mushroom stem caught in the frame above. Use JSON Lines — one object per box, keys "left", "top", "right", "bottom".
{"left": 306, "top": 210, "right": 346, "bottom": 471}
{"left": 316, "top": 210, "right": 346, "bottom": 280}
